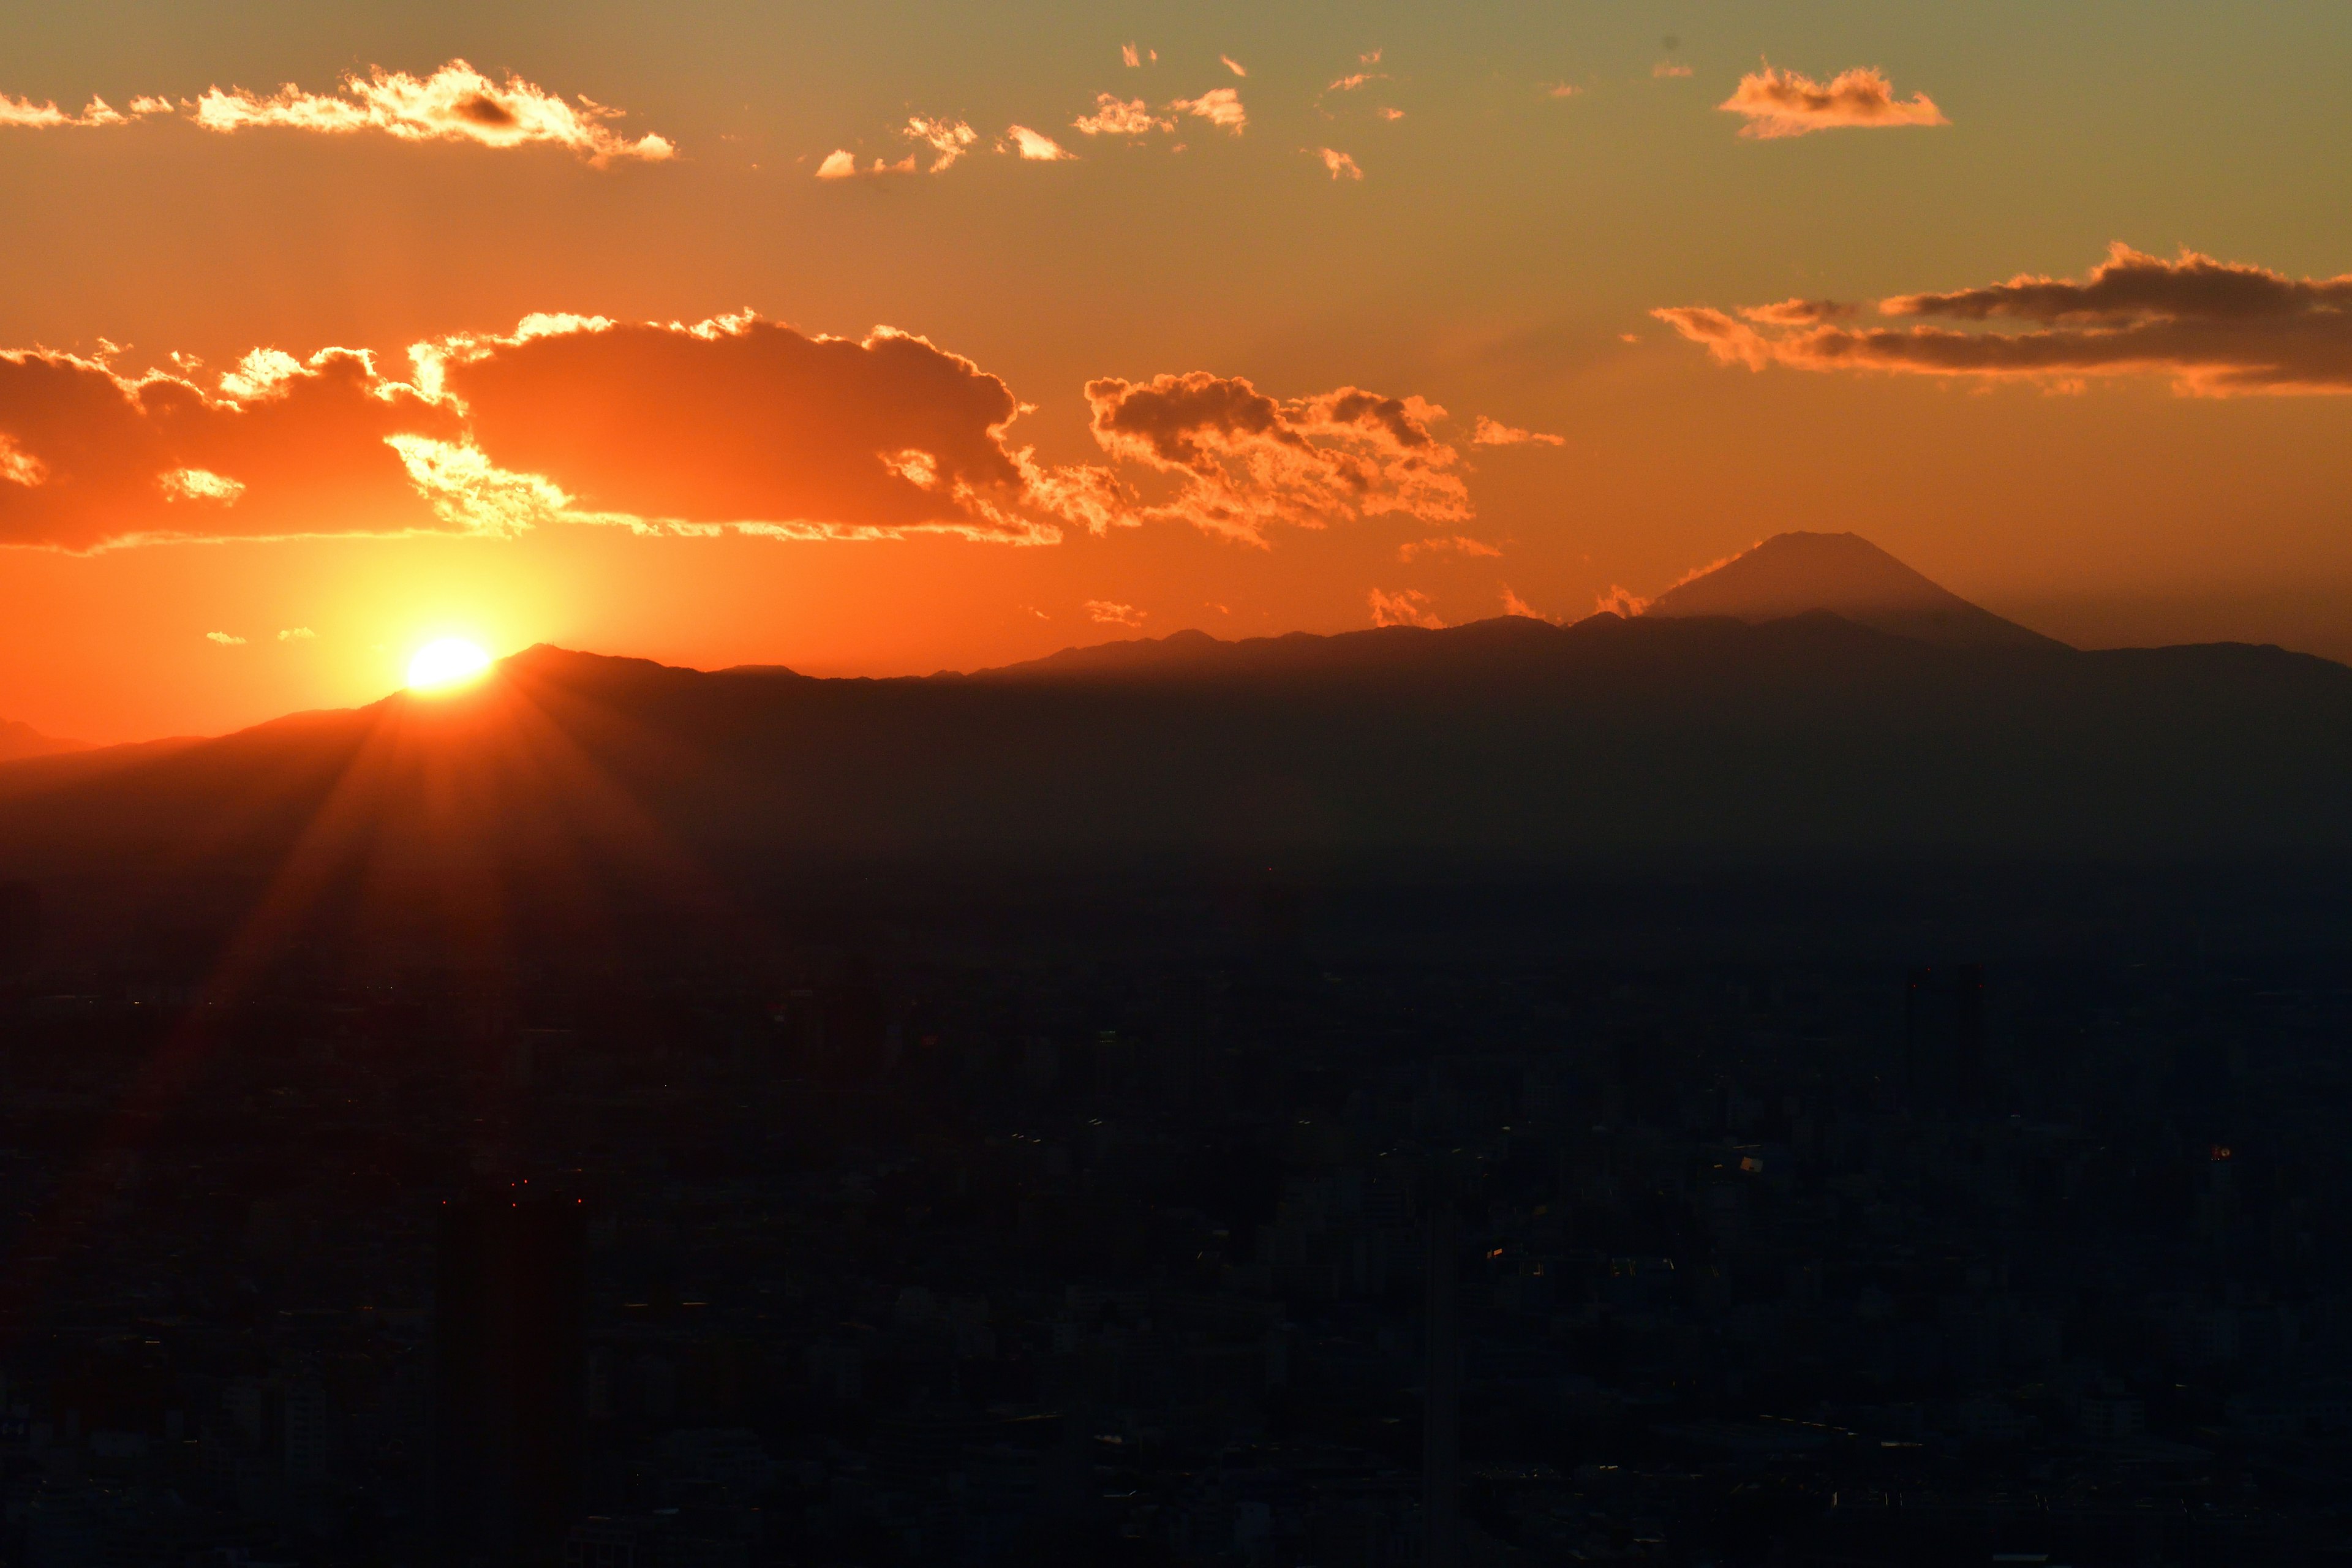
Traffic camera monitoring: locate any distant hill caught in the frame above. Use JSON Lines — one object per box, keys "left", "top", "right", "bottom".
{"left": 2, "top": 605, "right": 2348, "bottom": 905}
{"left": 0, "top": 720, "right": 87, "bottom": 764}
{"left": 1646, "top": 532, "right": 2062, "bottom": 650}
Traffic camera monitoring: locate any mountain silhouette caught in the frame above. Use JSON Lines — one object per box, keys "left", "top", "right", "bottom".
{"left": 1646, "top": 531, "right": 2061, "bottom": 650}
{"left": 2, "top": 580, "right": 2349, "bottom": 913}
{"left": 0, "top": 719, "right": 88, "bottom": 764}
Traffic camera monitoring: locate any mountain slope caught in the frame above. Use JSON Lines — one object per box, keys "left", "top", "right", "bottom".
{"left": 2, "top": 613, "right": 2348, "bottom": 894}
{"left": 1646, "top": 532, "right": 2062, "bottom": 650}
{"left": 0, "top": 719, "right": 88, "bottom": 763}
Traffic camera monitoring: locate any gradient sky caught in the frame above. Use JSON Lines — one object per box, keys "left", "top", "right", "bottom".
{"left": 4, "top": 0, "right": 2350, "bottom": 741}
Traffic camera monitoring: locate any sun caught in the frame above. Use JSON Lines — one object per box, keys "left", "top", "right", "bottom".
{"left": 407, "top": 638, "right": 492, "bottom": 692}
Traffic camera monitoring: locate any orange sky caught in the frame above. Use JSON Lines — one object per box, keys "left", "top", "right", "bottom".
{"left": 4, "top": 2, "right": 2352, "bottom": 741}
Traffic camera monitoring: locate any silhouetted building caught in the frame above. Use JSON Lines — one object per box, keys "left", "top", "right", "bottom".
{"left": 0, "top": 881, "right": 35, "bottom": 974}
{"left": 436, "top": 1185, "right": 587, "bottom": 1564}
{"left": 1905, "top": 962, "right": 1989, "bottom": 1109}
{"left": 1423, "top": 1199, "right": 1460, "bottom": 1568}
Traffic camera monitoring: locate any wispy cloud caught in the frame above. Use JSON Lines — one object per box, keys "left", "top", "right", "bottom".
{"left": 1656, "top": 243, "right": 2352, "bottom": 395}
{"left": 278, "top": 627, "right": 315, "bottom": 641}
{"left": 205, "top": 631, "right": 246, "bottom": 645}
{"left": 1003, "top": 124, "right": 1076, "bottom": 160}
{"left": 2, "top": 62, "right": 675, "bottom": 162}
{"left": 904, "top": 115, "right": 977, "bottom": 172}
{"left": 187, "top": 59, "right": 674, "bottom": 163}
{"left": 1314, "top": 147, "right": 1363, "bottom": 181}
{"left": 1470, "top": 415, "right": 1564, "bottom": 447}
{"left": 0, "top": 92, "right": 128, "bottom": 128}
{"left": 1717, "top": 65, "right": 1946, "bottom": 138}
{"left": 1399, "top": 535, "right": 1502, "bottom": 561}
{"left": 1072, "top": 94, "right": 1171, "bottom": 136}
{"left": 1368, "top": 587, "right": 1444, "bottom": 628}
{"left": 1219, "top": 55, "right": 1248, "bottom": 78}
{"left": 1594, "top": 585, "right": 1651, "bottom": 617}
{"left": 1500, "top": 587, "right": 1557, "bottom": 621}
{"left": 1653, "top": 61, "right": 1694, "bottom": 79}
{"left": 1171, "top": 87, "right": 1246, "bottom": 134}
{"left": 816, "top": 148, "right": 916, "bottom": 179}
{"left": 1086, "top": 600, "right": 1145, "bottom": 627}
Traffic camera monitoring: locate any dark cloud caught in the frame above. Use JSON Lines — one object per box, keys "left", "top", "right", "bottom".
{"left": 1083, "top": 371, "right": 1469, "bottom": 544}
{"left": 1658, "top": 245, "right": 2352, "bottom": 395}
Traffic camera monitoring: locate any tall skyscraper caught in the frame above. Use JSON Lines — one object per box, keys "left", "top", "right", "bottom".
{"left": 1423, "top": 1199, "right": 1460, "bottom": 1568}
{"left": 0, "top": 882, "right": 36, "bottom": 975}
{"left": 435, "top": 1185, "right": 587, "bottom": 1564}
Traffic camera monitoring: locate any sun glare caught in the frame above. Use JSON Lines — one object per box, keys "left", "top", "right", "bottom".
{"left": 406, "top": 637, "right": 492, "bottom": 692}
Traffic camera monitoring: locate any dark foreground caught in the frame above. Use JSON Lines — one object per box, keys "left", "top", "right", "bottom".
{"left": 0, "top": 864, "right": 2347, "bottom": 1566}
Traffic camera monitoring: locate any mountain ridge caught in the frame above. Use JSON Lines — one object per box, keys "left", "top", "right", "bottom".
{"left": 1646, "top": 531, "right": 2064, "bottom": 650}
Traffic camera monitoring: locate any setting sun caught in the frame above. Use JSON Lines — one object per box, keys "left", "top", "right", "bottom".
{"left": 406, "top": 638, "right": 492, "bottom": 692}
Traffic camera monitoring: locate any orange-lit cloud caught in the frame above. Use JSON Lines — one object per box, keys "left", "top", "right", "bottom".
{"left": 1470, "top": 415, "right": 1564, "bottom": 447}
{"left": 1717, "top": 66, "right": 1947, "bottom": 139}
{"left": 186, "top": 59, "right": 675, "bottom": 163}
{"left": 1086, "top": 600, "right": 1145, "bottom": 627}
{"left": 1220, "top": 56, "right": 1249, "bottom": 78}
{"left": 1003, "top": 124, "right": 1076, "bottom": 160}
{"left": 0, "top": 344, "right": 459, "bottom": 550}
{"left": 0, "top": 93, "right": 128, "bottom": 128}
{"left": 1656, "top": 244, "right": 2352, "bottom": 394}
{"left": 277, "top": 627, "right": 314, "bottom": 641}
{"left": 417, "top": 314, "right": 1099, "bottom": 543}
{"left": 1072, "top": 94, "right": 1171, "bottom": 136}
{"left": 905, "top": 116, "right": 978, "bottom": 172}
{"left": 1316, "top": 148, "right": 1363, "bottom": 181}
{"left": 1653, "top": 62, "right": 1694, "bottom": 79}
{"left": 205, "top": 631, "right": 244, "bottom": 645}
{"left": 1738, "top": 298, "right": 1857, "bottom": 325}
{"left": 1172, "top": 87, "right": 1246, "bottom": 134}
{"left": 1368, "top": 587, "right": 1443, "bottom": 627}
{"left": 1399, "top": 535, "right": 1502, "bottom": 561}
{"left": 0, "top": 312, "right": 1501, "bottom": 554}
{"left": 1083, "top": 372, "right": 1470, "bottom": 545}
{"left": 1121, "top": 43, "right": 1145, "bottom": 69}
{"left": 1500, "top": 587, "right": 1557, "bottom": 620}
{"left": 1595, "top": 585, "right": 1652, "bottom": 617}
{"left": 816, "top": 149, "right": 917, "bottom": 179}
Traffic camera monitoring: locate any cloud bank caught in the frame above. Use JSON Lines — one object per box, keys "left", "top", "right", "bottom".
{"left": 1656, "top": 244, "right": 2352, "bottom": 395}
{"left": 1717, "top": 66, "right": 1946, "bottom": 139}
{"left": 0, "top": 317, "right": 1487, "bottom": 551}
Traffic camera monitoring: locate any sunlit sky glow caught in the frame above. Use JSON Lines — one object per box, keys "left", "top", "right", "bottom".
{"left": 3, "top": 1, "right": 2351, "bottom": 741}
{"left": 405, "top": 636, "right": 491, "bottom": 692}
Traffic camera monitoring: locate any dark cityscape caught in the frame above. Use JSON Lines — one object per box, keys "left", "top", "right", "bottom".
{"left": 0, "top": 866, "right": 2347, "bottom": 1566}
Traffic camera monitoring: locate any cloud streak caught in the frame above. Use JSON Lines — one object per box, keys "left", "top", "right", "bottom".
{"left": 1656, "top": 244, "right": 2352, "bottom": 395}
{"left": 1471, "top": 415, "right": 1564, "bottom": 447}
{"left": 1, "top": 61, "right": 674, "bottom": 163}
{"left": 1717, "top": 66, "right": 1946, "bottom": 139}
